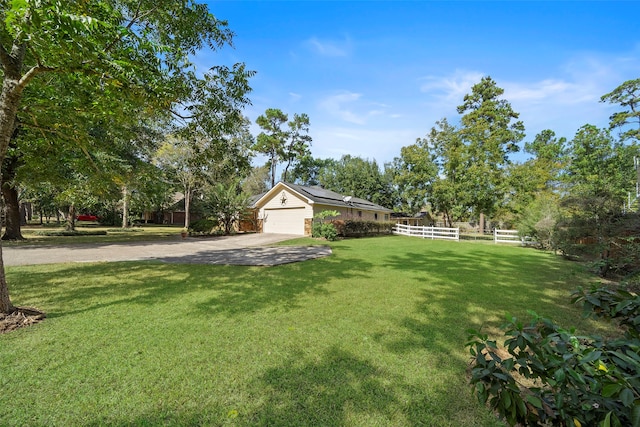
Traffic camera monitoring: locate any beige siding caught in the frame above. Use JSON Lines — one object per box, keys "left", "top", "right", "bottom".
{"left": 312, "top": 204, "right": 389, "bottom": 221}
{"left": 258, "top": 188, "right": 313, "bottom": 222}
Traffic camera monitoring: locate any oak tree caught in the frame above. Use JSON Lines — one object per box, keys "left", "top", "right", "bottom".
{"left": 0, "top": 1, "right": 252, "bottom": 314}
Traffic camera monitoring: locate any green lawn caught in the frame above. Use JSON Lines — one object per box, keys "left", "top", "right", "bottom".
{"left": 0, "top": 236, "right": 609, "bottom": 426}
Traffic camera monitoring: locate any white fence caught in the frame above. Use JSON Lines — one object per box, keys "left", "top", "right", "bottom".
{"left": 494, "top": 229, "right": 521, "bottom": 244}
{"left": 394, "top": 224, "right": 459, "bottom": 241}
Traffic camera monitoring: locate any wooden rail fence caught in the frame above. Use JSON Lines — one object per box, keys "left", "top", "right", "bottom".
{"left": 494, "top": 229, "right": 521, "bottom": 244}
{"left": 393, "top": 224, "right": 460, "bottom": 241}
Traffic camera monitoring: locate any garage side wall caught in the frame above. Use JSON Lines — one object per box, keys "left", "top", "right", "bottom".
{"left": 313, "top": 204, "right": 390, "bottom": 222}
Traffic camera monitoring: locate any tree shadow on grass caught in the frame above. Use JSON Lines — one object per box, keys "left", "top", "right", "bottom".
{"left": 243, "top": 346, "right": 400, "bottom": 426}
{"left": 7, "top": 253, "right": 374, "bottom": 319}
{"left": 192, "top": 254, "right": 374, "bottom": 316}
{"left": 377, "top": 246, "right": 599, "bottom": 359}
{"left": 242, "top": 346, "right": 494, "bottom": 427}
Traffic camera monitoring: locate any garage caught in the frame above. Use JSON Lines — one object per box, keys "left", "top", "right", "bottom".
{"left": 263, "top": 207, "right": 306, "bottom": 235}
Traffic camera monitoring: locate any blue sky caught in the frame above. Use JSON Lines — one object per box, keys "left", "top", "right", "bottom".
{"left": 200, "top": 1, "right": 640, "bottom": 165}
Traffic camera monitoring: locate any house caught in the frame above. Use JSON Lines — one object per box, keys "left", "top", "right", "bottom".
{"left": 251, "top": 182, "right": 393, "bottom": 236}
{"left": 391, "top": 211, "right": 432, "bottom": 227}
{"left": 142, "top": 192, "right": 202, "bottom": 225}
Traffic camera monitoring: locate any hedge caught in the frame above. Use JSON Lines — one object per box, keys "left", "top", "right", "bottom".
{"left": 331, "top": 220, "right": 395, "bottom": 237}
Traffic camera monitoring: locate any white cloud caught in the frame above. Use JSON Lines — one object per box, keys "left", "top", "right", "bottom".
{"left": 311, "top": 126, "right": 421, "bottom": 163}
{"left": 318, "top": 91, "right": 398, "bottom": 125}
{"left": 420, "top": 70, "right": 485, "bottom": 106}
{"left": 288, "top": 92, "right": 302, "bottom": 102}
{"left": 416, "top": 50, "right": 640, "bottom": 145}
{"left": 505, "top": 51, "right": 640, "bottom": 140}
{"left": 318, "top": 91, "right": 366, "bottom": 124}
{"left": 305, "top": 36, "right": 352, "bottom": 57}
{"left": 504, "top": 79, "right": 580, "bottom": 103}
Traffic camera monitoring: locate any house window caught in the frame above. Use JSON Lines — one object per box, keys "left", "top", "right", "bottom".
{"left": 384, "top": 214, "right": 389, "bottom": 221}
{"left": 374, "top": 213, "right": 378, "bottom": 220}
{"left": 358, "top": 210, "right": 362, "bottom": 218}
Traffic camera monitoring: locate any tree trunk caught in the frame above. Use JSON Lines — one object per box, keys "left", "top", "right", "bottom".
{"left": 0, "top": 51, "right": 28, "bottom": 314}
{"left": 0, "top": 238, "right": 14, "bottom": 314}
{"left": 2, "top": 182, "right": 24, "bottom": 240}
{"left": 479, "top": 213, "right": 485, "bottom": 235}
{"left": 65, "top": 205, "right": 76, "bottom": 231}
{"left": 184, "top": 186, "right": 191, "bottom": 229}
{"left": 283, "top": 160, "right": 292, "bottom": 183}
{"left": 270, "top": 158, "right": 276, "bottom": 188}
{"left": 20, "top": 202, "right": 27, "bottom": 224}
{"left": 121, "top": 185, "right": 129, "bottom": 228}
{"left": 1, "top": 124, "right": 24, "bottom": 240}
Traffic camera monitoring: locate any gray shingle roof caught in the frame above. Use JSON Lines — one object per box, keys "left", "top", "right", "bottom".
{"left": 273, "top": 182, "right": 392, "bottom": 212}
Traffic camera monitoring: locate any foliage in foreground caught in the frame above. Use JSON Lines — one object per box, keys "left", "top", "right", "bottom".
{"left": 467, "top": 285, "right": 640, "bottom": 426}
{"left": 312, "top": 210, "right": 340, "bottom": 241}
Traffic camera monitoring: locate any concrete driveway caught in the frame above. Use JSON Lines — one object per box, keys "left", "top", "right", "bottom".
{"left": 2, "top": 233, "right": 332, "bottom": 267}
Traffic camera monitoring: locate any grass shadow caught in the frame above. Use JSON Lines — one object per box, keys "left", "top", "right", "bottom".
{"left": 378, "top": 241, "right": 607, "bottom": 358}
{"left": 244, "top": 346, "right": 400, "bottom": 426}
{"left": 7, "top": 250, "right": 374, "bottom": 319}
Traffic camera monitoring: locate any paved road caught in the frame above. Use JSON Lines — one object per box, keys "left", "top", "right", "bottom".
{"left": 2, "top": 233, "right": 332, "bottom": 266}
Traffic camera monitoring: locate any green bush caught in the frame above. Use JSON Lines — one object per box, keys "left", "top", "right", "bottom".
{"left": 188, "top": 218, "right": 218, "bottom": 235}
{"left": 466, "top": 286, "right": 640, "bottom": 427}
{"left": 312, "top": 210, "right": 340, "bottom": 241}
{"left": 312, "top": 222, "right": 338, "bottom": 241}
{"left": 332, "top": 219, "right": 395, "bottom": 237}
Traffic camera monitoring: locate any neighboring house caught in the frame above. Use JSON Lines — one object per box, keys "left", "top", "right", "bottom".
{"left": 251, "top": 182, "right": 393, "bottom": 236}
{"left": 391, "top": 211, "right": 431, "bottom": 227}
{"left": 142, "top": 192, "right": 202, "bottom": 225}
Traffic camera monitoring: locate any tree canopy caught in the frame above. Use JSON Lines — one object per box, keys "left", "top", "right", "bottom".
{"left": 0, "top": 0, "right": 254, "bottom": 314}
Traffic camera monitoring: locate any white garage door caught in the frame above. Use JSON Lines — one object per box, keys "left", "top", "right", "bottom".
{"left": 263, "top": 208, "right": 306, "bottom": 235}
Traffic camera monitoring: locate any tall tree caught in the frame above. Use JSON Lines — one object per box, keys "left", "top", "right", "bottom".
{"left": 154, "top": 136, "right": 204, "bottom": 229}
{"left": 505, "top": 130, "right": 567, "bottom": 221}
{"left": 282, "top": 113, "right": 312, "bottom": 182}
{"left": 254, "top": 109, "right": 312, "bottom": 187}
{"left": 392, "top": 139, "right": 438, "bottom": 215}
{"left": 318, "top": 155, "right": 394, "bottom": 208}
{"left": 457, "top": 76, "right": 525, "bottom": 230}
{"left": 255, "top": 108, "right": 288, "bottom": 187}
{"left": 288, "top": 155, "right": 336, "bottom": 187}
{"left": 422, "top": 118, "right": 470, "bottom": 226}
{"left": 0, "top": 1, "right": 253, "bottom": 315}
{"left": 523, "top": 129, "right": 567, "bottom": 191}
{"left": 601, "top": 78, "right": 640, "bottom": 143}
{"left": 242, "top": 165, "right": 271, "bottom": 196}
{"left": 555, "top": 124, "right": 639, "bottom": 275}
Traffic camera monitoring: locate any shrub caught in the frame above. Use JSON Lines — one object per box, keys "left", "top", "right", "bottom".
{"left": 312, "top": 210, "right": 340, "bottom": 241}
{"left": 312, "top": 222, "right": 338, "bottom": 241}
{"left": 466, "top": 285, "right": 640, "bottom": 427}
{"left": 554, "top": 212, "right": 640, "bottom": 277}
{"left": 188, "top": 218, "right": 218, "bottom": 235}
{"left": 516, "top": 192, "right": 560, "bottom": 250}
{"left": 332, "top": 219, "right": 395, "bottom": 237}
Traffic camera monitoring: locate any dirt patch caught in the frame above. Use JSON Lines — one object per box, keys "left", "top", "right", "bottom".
{"left": 0, "top": 307, "right": 45, "bottom": 334}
